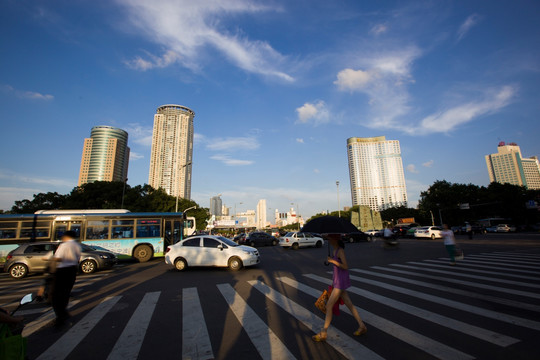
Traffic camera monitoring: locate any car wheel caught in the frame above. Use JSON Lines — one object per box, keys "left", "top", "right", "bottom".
{"left": 134, "top": 244, "right": 152, "bottom": 262}
{"left": 316, "top": 241, "right": 322, "bottom": 248}
{"left": 9, "top": 264, "right": 28, "bottom": 279}
{"left": 431, "top": 234, "right": 436, "bottom": 240}
{"left": 292, "top": 243, "right": 299, "bottom": 250}
{"left": 272, "top": 240, "right": 277, "bottom": 246}
{"left": 80, "top": 259, "right": 97, "bottom": 274}
{"left": 250, "top": 241, "right": 256, "bottom": 247}
{"left": 174, "top": 257, "right": 187, "bottom": 271}
{"left": 228, "top": 257, "right": 243, "bottom": 271}
{"left": 349, "top": 237, "right": 354, "bottom": 243}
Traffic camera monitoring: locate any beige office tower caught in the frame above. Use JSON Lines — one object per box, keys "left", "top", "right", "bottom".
{"left": 485, "top": 142, "right": 540, "bottom": 189}
{"left": 148, "top": 104, "right": 195, "bottom": 199}
{"left": 78, "top": 126, "right": 130, "bottom": 186}
{"left": 347, "top": 136, "right": 408, "bottom": 211}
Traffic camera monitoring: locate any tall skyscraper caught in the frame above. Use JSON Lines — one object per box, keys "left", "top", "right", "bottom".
{"left": 485, "top": 142, "right": 540, "bottom": 190}
{"left": 256, "top": 199, "right": 267, "bottom": 229}
{"left": 210, "top": 196, "right": 223, "bottom": 217}
{"left": 148, "top": 104, "right": 195, "bottom": 199}
{"left": 347, "top": 136, "right": 408, "bottom": 211}
{"left": 78, "top": 126, "right": 130, "bottom": 186}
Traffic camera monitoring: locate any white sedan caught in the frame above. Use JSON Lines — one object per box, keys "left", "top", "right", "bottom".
{"left": 279, "top": 232, "right": 324, "bottom": 250}
{"left": 165, "top": 235, "right": 259, "bottom": 271}
{"left": 414, "top": 226, "right": 443, "bottom": 239}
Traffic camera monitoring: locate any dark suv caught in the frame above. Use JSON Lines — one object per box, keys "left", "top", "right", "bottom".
{"left": 4, "top": 241, "right": 117, "bottom": 279}
{"left": 242, "top": 232, "right": 278, "bottom": 247}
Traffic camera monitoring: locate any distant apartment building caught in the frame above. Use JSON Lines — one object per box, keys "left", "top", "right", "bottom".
{"left": 237, "top": 210, "right": 256, "bottom": 227}
{"left": 274, "top": 208, "right": 300, "bottom": 227}
{"left": 210, "top": 196, "right": 223, "bottom": 217}
{"left": 148, "top": 104, "right": 195, "bottom": 199}
{"left": 222, "top": 205, "right": 230, "bottom": 216}
{"left": 485, "top": 142, "right": 540, "bottom": 190}
{"left": 78, "top": 126, "right": 130, "bottom": 186}
{"left": 347, "top": 136, "right": 408, "bottom": 211}
{"left": 256, "top": 199, "right": 267, "bottom": 229}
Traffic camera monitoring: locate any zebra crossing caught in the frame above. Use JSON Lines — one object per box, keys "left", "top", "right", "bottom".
{"left": 26, "top": 250, "right": 540, "bottom": 359}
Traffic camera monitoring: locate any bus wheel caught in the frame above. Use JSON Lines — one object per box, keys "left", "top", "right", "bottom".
{"left": 228, "top": 257, "right": 243, "bottom": 271}
{"left": 134, "top": 245, "right": 152, "bottom": 262}
{"left": 9, "top": 264, "right": 28, "bottom": 279}
{"left": 80, "top": 259, "right": 97, "bottom": 274}
{"left": 174, "top": 258, "right": 187, "bottom": 271}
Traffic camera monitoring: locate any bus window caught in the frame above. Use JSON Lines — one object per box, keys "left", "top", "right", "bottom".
{"left": 112, "top": 219, "right": 134, "bottom": 239}
{"left": 86, "top": 220, "right": 110, "bottom": 240}
{"left": 19, "top": 221, "right": 51, "bottom": 239}
{"left": 54, "top": 221, "right": 82, "bottom": 240}
{"left": 136, "top": 219, "right": 160, "bottom": 238}
{"left": 0, "top": 222, "right": 17, "bottom": 239}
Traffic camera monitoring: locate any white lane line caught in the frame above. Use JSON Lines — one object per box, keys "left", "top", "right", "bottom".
{"left": 489, "top": 252, "right": 540, "bottom": 259}
{"left": 22, "top": 300, "right": 81, "bottom": 337}
{"left": 408, "top": 261, "right": 540, "bottom": 281}
{"left": 217, "top": 283, "right": 296, "bottom": 360}
{"left": 477, "top": 254, "right": 540, "bottom": 262}
{"left": 439, "top": 258, "right": 540, "bottom": 270}
{"left": 182, "top": 287, "right": 214, "bottom": 360}
{"left": 304, "top": 274, "right": 519, "bottom": 346}
{"left": 400, "top": 263, "right": 540, "bottom": 289}
{"left": 350, "top": 269, "right": 540, "bottom": 313}
{"left": 247, "top": 280, "right": 384, "bottom": 360}
{"left": 107, "top": 292, "right": 160, "bottom": 360}
{"left": 465, "top": 255, "right": 540, "bottom": 266}
{"left": 376, "top": 266, "right": 540, "bottom": 300}
{"left": 277, "top": 277, "right": 473, "bottom": 360}
{"left": 424, "top": 260, "right": 540, "bottom": 275}
{"left": 351, "top": 275, "right": 540, "bottom": 331}
{"left": 37, "top": 296, "right": 121, "bottom": 360}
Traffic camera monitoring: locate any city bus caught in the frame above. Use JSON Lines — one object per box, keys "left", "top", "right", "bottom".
{"left": 0, "top": 210, "right": 197, "bottom": 264}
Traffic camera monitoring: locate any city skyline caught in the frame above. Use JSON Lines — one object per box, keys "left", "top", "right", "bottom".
{"left": 1, "top": 1, "right": 539, "bottom": 219}
{"left": 485, "top": 142, "right": 540, "bottom": 190}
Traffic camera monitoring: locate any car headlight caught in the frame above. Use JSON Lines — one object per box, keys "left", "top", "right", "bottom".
{"left": 99, "top": 255, "right": 109, "bottom": 259}
{"left": 242, "top": 250, "right": 255, "bottom": 255}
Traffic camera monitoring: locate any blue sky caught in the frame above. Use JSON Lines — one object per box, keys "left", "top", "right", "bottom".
{"left": 1, "top": 0, "right": 539, "bottom": 222}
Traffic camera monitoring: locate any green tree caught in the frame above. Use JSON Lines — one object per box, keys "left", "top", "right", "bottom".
{"left": 11, "top": 192, "right": 67, "bottom": 213}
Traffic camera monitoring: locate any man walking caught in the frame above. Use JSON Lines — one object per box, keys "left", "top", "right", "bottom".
{"left": 50, "top": 230, "right": 81, "bottom": 327}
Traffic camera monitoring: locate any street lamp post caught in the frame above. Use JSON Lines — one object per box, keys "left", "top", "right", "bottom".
{"left": 175, "top": 162, "right": 192, "bottom": 212}
{"left": 234, "top": 202, "right": 243, "bottom": 230}
{"left": 336, "top": 181, "right": 340, "bottom": 218}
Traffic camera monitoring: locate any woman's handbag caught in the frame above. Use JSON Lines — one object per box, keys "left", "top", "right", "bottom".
{"left": 0, "top": 324, "right": 27, "bottom": 360}
{"left": 455, "top": 247, "right": 464, "bottom": 260}
{"left": 315, "top": 289, "right": 330, "bottom": 314}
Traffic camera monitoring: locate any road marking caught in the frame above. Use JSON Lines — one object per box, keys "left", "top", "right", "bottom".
{"left": 375, "top": 266, "right": 540, "bottom": 300}
{"left": 424, "top": 260, "right": 540, "bottom": 275}
{"left": 439, "top": 258, "right": 540, "bottom": 270}
{"left": 107, "top": 292, "right": 160, "bottom": 360}
{"left": 247, "top": 280, "right": 384, "bottom": 360}
{"left": 182, "top": 287, "right": 214, "bottom": 360}
{"left": 401, "top": 263, "right": 540, "bottom": 289}
{"left": 465, "top": 255, "right": 540, "bottom": 265}
{"left": 217, "top": 283, "right": 296, "bottom": 360}
{"left": 22, "top": 300, "right": 81, "bottom": 337}
{"left": 304, "top": 274, "right": 519, "bottom": 346}
{"left": 37, "top": 296, "right": 121, "bottom": 360}
{"left": 489, "top": 252, "right": 540, "bottom": 259}
{"left": 350, "top": 269, "right": 540, "bottom": 313}
{"left": 277, "top": 276, "right": 474, "bottom": 360}
{"left": 477, "top": 254, "right": 540, "bottom": 262}
{"left": 408, "top": 261, "right": 540, "bottom": 281}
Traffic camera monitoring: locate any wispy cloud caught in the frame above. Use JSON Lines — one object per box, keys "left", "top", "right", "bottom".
{"left": 370, "top": 23, "right": 388, "bottom": 35}
{"left": 296, "top": 138, "right": 304, "bottom": 144}
{"left": 1, "top": 84, "right": 54, "bottom": 100}
{"left": 406, "top": 164, "right": 418, "bottom": 173}
{"left": 206, "top": 136, "right": 260, "bottom": 151}
{"left": 125, "top": 123, "right": 153, "bottom": 146}
{"left": 210, "top": 155, "right": 253, "bottom": 166}
{"left": 0, "top": 169, "right": 73, "bottom": 188}
{"left": 296, "top": 100, "right": 330, "bottom": 125}
{"left": 130, "top": 152, "right": 144, "bottom": 160}
{"left": 457, "top": 14, "right": 480, "bottom": 42}
{"left": 422, "top": 160, "right": 434, "bottom": 168}
{"left": 116, "top": 0, "right": 293, "bottom": 81}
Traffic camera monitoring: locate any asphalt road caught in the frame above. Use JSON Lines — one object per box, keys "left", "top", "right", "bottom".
{"left": 2, "top": 233, "right": 540, "bottom": 360}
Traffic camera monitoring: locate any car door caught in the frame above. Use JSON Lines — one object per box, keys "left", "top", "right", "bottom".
{"left": 202, "top": 238, "right": 228, "bottom": 266}
{"left": 23, "top": 244, "right": 56, "bottom": 272}
{"left": 295, "top": 233, "right": 305, "bottom": 247}
{"left": 180, "top": 238, "right": 202, "bottom": 266}
{"left": 302, "top": 233, "right": 315, "bottom": 247}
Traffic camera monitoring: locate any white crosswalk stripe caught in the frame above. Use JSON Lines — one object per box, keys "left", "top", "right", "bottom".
{"left": 441, "top": 258, "right": 540, "bottom": 270}
{"left": 407, "top": 261, "right": 540, "bottom": 281}
{"left": 465, "top": 254, "right": 540, "bottom": 266}
{"left": 423, "top": 259, "right": 540, "bottom": 275}
{"left": 476, "top": 253, "right": 540, "bottom": 262}
{"left": 182, "top": 287, "right": 215, "bottom": 360}
{"left": 489, "top": 252, "right": 540, "bottom": 259}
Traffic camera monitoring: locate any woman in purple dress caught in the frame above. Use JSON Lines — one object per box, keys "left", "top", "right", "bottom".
{"left": 312, "top": 234, "right": 368, "bottom": 342}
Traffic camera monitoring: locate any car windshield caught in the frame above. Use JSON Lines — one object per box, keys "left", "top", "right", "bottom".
{"left": 80, "top": 244, "right": 95, "bottom": 252}
{"left": 285, "top": 232, "right": 294, "bottom": 237}
{"left": 217, "top": 236, "right": 238, "bottom": 247}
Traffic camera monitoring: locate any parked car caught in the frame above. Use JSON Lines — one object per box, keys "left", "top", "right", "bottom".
{"left": 241, "top": 232, "right": 278, "bottom": 247}
{"left": 414, "top": 226, "right": 443, "bottom": 239}
{"left": 364, "top": 229, "right": 383, "bottom": 237}
{"left": 494, "top": 224, "right": 516, "bottom": 233}
{"left": 393, "top": 223, "right": 419, "bottom": 237}
{"left": 279, "top": 232, "right": 324, "bottom": 250}
{"left": 232, "top": 233, "right": 246, "bottom": 243}
{"left": 342, "top": 232, "right": 369, "bottom": 243}
{"left": 5, "top": 241, "right": 117, "bottom": 279}
{"left": 406, "top": 227, "right": 419, "bottom": 238}
{"left": 165, "top": 235, "right": 259, "bottom": 271}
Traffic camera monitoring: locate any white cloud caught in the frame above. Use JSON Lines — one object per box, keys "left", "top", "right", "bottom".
{"left": 334, "top": 69, "right": 373, "bottom": 91}
{"left": 1, "top": 84, "right": 54, "bottom": 100}
{"left": 193, "top": 133, "right": 206, "bottom": 145}
{"left": 116, "top": 0, "right": 293, "bottom": 81}
{"left": 0, "top": 187, "right": 44, "bottom": 211}
{"left": 125, "top": 123, "right": 153, "bottom": 147}
{"left": 295, "top": 100, "right": 330, "bottom": 125}
{"left": 457, "top": 14, "right": 480, "bottom": 42}
{"left": 130, "top": 152, "right": 144, "bottom": 160}
{"left": 422, "top": 160, "right": 434, "bottom": 168}
{"left": 0, "top": 169, "right": 73, "bottom": 188}
{"left": 206, "top": 136, "right": 260, "bottom": 151}
{"left": 370, "top": 23, "right": 388, "bottom": 35}
{"left": 210, "top": 155, "right": 254, "bottom": 166}
{"left": 296, "top": 138, "right": 304, "bottom": 144}
{"left": 406, "top": 164, "right": 418, "bottom": 173}
{"left": 313, "top": 168, "right": 320, "bottom": 174}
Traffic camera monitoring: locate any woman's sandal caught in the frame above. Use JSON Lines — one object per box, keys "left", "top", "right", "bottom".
{"left": 312, "top": 332, "right": 327, "bottom": 342}
{"left": 353, "top": 324, "right": 368, "bottom": 336}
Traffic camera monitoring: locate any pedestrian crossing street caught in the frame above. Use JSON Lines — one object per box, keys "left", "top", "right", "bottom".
{"left": 27, "top": 250, "right": 540, "bottom": 359}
